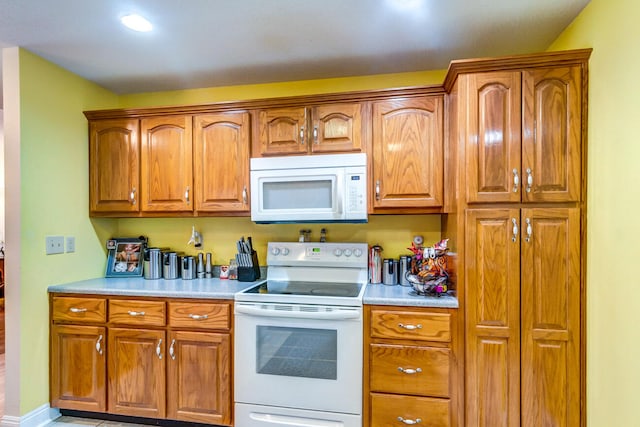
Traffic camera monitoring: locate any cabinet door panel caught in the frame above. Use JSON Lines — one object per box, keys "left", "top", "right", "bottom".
{"left": 465, "top": 72, "right": 521, "bottom": 203}
{"left": 167, "top": 331, "right": 231, "bottom": 425}
{"left": 372, "top": 96, "right": 443, "bottom": 209}
{"left": 108, "top": 328, "right": 166, "bottom": 418}
{"left": 520, "top": 208, "right": 580, "bottom": 427}
{"left": 257, "top": 107, "right": 307, "bottom": 156}
{"left": 194, "top": 112, "right": 250, "bottom": 212}
{"left": 465, "top": 209, "right": 520, "bottom": 427}
{"left": 522, "top": 67, "right": 582, "bottom": 202}
{"left": 141, "top": 116, "right": 193, "bottom": 212}
{"left": 311, "top": 103, "right": 363, "bottom": 153}
{"left": 89, "top": 119, "right": 139, "bottom": 213}
{"left": 51, "top": 325, "right": 106, "bottom": 412}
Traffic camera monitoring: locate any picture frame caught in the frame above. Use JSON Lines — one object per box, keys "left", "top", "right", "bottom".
{"left": 105, "top": 237, "right": 147, "bottom": 277}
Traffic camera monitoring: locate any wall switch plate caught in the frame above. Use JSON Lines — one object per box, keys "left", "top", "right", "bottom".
{"left": 66, "top": 236, "right": 75, "bottom": 253}
{"left": 46, "top": 236, "right": 65, "bottom": 255}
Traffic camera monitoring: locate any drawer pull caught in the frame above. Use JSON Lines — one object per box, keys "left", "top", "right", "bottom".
{"left": 189, "top": 313, "right": 209, "bottom": 320}
{"left": 398, "top": 323, "right": 422, "bottom": 331}
{"left": 398, "top": 367, "right": 422, "bottom": 375}
{"left": 397, "top": 417, "right": 422, "bottom": 425}
{"left": 169, "top": 339, "right": 176, "bottom": 360}
{"left": 156, "top": 339, "right": 163, "bottom": 360}
{"left": 96, "top": 335, "right": 103, "bottom": 355}
{"left": 128, "top": 310, "right": 146, "bottom": 317}
{"left": 69, "top": 307, "right": 87, "bottom": 313}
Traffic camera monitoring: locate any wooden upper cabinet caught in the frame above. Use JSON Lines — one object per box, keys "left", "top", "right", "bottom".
{"left": 141, "top": 116, "right": 193, "bottom": 212}
{"left": 89, "top": 119, "right": 140, "bottom": 213}
{"left": 254, "top": 103, "right": 364, "bottom": 157}
{"left": 522, "top": 66, "right": 582, "bottom": 203}
{"left": 194, "top": 112, "right": 250, "bottom": 213}
{"left": 465, "top": 66, "right": 583, "bottom": 204}
{"left": 371, "top": 96, "right": 444, "bottom": 210}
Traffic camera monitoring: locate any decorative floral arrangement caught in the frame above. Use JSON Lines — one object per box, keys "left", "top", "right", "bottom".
{"left": 406, "top": 238, "right": 449, "bottom": 296}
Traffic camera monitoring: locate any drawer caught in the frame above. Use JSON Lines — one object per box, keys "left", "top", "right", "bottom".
{"left": 371, "top": 393, "right": 450, "bottom": 427}
{"left": 168, "top": 301, "right": 230, "bottom": 330}
{"left": 370, "top": 309, "right": 451, "bottom": 342}
{"left": 109, "top": 299, "right": 166, "bottom": 326}
{"left": 370, "top": 344, "right": 450, "bottom": 397}
{"left": 52, "top": 296, "right": 106, "bottom": 323}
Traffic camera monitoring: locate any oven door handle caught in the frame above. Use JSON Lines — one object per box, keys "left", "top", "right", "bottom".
{"left": 235, "top": 304, "right": 360, "bottom": 320}
{"left": 249, "top": 411, "right": 344, "bottom": 426}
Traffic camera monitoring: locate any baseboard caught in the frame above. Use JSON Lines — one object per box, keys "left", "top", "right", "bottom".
{"left": 0, "top": 403, "right": 61, "bottom": 427}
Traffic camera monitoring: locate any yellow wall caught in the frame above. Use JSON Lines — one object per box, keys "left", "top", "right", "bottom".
{"left": 549, "top": 0, "right": 640, "bottom": 424}
{"left": 13, "top": 49, "right": 120, "bottom": 412}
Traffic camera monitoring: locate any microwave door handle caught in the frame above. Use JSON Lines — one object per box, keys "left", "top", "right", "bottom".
{"left": 235, "top": 304, "right": 360, "bottom": 320}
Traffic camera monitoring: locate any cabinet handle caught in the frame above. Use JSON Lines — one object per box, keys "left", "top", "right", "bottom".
{"left": 300, "top": 126, "right": 305, "bottom": 145}
{"left": 398, "top": 367, "right": 422, "bottom": 375}
{"left": 130, "top": 187, "right": 136, "bottom": 205}
{"left": 96, "top": 334, "right": 103, "bottom": 355}
{"left": 169, "top": 339, "right": 176, "bottom": 360}
{"left": 69, "top": 307, "right": 87, "bottom": 313}
{"left": 189, "top": 313, "right": 209, "bottom": 320}
{"left": 512, "top": 169, "right": 519, "bottom": 193}
{"left": 398, "top": 323, "right": 422, "bottom": 330}
{"left": 242, "top": 186, "right": 248, "bottom": 205}
{"left": 512, "top": 218, "right": 519, "bottom": 243}
{"left": 375, "top": 180, "right": 381, "bottom": 201}
{"left": 525, "top": 217, "right": 532, "bottom": 243}
{"left": 397, "top": 417, "right": 422, "bottom": 425}
{"left": 525, "top": 168, "right": 533, "bottom": 193}
{"left": 185, "top": 186, "right": 190, "bottom": 204}
{"left": 127, "top": 310, "right": 146, "bottom": 317}
{"left": 313, "top": 126, "right": 319, "bottom": 144}
{"left": 156, "top": 338, "right": 163, "bottom": 360}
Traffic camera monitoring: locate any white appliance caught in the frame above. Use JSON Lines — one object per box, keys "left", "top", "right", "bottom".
{"left": 250, "top": 153, "right": 367, "bottom": 223}
{"left": 234, "top": 241, "right": 369, "bottom": 427}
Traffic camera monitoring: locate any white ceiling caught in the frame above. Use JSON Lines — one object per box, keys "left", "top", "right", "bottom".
{"left": 0, "top": 0, "right": 590, "bottom": 109}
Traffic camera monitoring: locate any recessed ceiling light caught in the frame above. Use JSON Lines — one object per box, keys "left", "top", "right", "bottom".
{"left": 120, "top": 14, "right": 153, "bottom": 32}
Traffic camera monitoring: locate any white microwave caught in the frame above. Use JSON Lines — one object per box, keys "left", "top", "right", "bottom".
{"left": 250, "top": 153, "right": 367, "bottom": 223}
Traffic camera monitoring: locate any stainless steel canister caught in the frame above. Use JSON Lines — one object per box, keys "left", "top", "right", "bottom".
{"left": 163, "top": 251, "right": 180, "bottom": 280}
{"left": 143, "top": 247, "right": 163, "bottom": 280}
{"left": 399, "top": 255, "right": 412, "bottom": 286}
{"left": 181, "top": 256, "right": 196, "bottom": 280}
{"left": 382, "top": 258, "right": 398, "bottom": 285}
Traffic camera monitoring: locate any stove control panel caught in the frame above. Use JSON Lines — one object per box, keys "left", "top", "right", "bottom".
{"left": 267, "top": 242, "right": 368, "bottom": 268}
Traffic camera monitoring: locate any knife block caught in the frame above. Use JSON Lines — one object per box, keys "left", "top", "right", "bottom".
{"left": 238, "top": 251, "right": 260, "bottom": 282}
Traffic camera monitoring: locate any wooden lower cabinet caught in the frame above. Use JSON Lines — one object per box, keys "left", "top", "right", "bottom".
{"left": 50, "top": 295, "right": 233, "bottom": 426}
{"left": 371, "top": 393, "right": 450, "bottom": 427}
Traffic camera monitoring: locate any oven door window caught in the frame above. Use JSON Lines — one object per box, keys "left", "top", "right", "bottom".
{"left": 256, "top": 325, "right": 337, "bottom": 380}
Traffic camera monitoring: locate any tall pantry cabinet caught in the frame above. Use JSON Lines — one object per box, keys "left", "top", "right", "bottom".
{"left": 444, "top": 50, "right": 590, "bottom": 427}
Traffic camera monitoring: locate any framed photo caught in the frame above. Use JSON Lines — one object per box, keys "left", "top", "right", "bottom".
{"left": 105, "top": 237, "right": 146, "bottom": 277}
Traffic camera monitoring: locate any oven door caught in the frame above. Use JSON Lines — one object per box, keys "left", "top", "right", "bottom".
{"left": 234, "top": 302, "right": 363, "bottom": 415}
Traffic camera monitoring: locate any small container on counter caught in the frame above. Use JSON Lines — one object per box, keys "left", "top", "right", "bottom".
{"left": 228, "top": 259, "right": 238, "bottom": 280}
{"left": 382, "top": 258, "right": 398, "bottom": 285}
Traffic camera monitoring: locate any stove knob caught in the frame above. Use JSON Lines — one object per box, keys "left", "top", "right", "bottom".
{"left": 271, "top": 247, "right": 281, "bottom": 256}
{"left": 343, "top": 248, "right": 353, "bottom": 257}
{"left": 333, "top": 248, "right": 343, "bottom": 257}
{"left": 282, "top": 247, "right": 290, "bottom": 256}
{"left": 353, "top": 248, "right": 363, "bottom": 257}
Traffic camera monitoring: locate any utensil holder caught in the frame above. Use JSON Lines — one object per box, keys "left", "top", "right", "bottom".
{"left": 238, "top": 251, "right": 260, "bottom": 282}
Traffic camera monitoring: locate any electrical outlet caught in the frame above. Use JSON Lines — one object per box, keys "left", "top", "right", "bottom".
{"left": 46, "top": 236, "right": 65, "bottom": 255}
{"left": 66, "top": 236, "right": 75, "bottom": 253}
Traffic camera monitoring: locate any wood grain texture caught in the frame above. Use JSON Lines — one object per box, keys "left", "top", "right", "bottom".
{"left": 52, "top": 297, "right": 107, "bottom": 323}
{"left": 370, "top": 393, "right": 450, "bottom": 427}
{"left": 311, "top": 103, "right": 364, "bottom": 153}
{"left": 50, "top": 324, "right": 106, "bottom": 411}
{"left": 140, "top": 115, "right": 193, "bottom": 212}
{"left": 369, "top": 309, "right": 451, "bottom": 342}
{"left": 371, "top": 96, "right": 444, "bottom": 210}
{"left": 256, "top": 106, "right": 308, "bottom": 156}
{"left": 166, "top": 331, "right": 231, "bottom": 425}
{"left": 108, "top": 299, "right": 166, "bottom": 327}
{"left": 168, "top": 301, "right": 230, "bottom": 330}
{"left": 194, "top": 112, "right": 250, "bottom": 213}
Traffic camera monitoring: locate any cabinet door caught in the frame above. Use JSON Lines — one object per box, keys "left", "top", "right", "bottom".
{"left": 465, "top": 72, "right": 522, "bottom": 204}
{"left": 465, "top": 209, "right": 521, "bottom": 427}
{"left": 256, "top": 107, "right": 308, "bottom": 156}
{"left": 520, "top": 208, "right": 581, "bottom": 427}
{"left": 108, "top": 328, "right": 166, "bottom": 418}
{"left": 140, "top": 116, "right": 193, "bottom": 212}
{"left": 310, "top": 103, "right": 364, "bottom": 154}
{"left": 522, "top": 66, "right": 582, "bottom": 202}
{"left": 89, "top": 119, "right": 139, "bottom": 213}
{"left": 51, "top": 325, "right": 106, "bottom": 412}
{"left": 372, "top": 96, "right": 443, "bottom": 209}
{"left": 194, "top": 112, "right": 250, "bottom": 212}
{"left": 167, "top": 331, "right": 232, "bottom": 425}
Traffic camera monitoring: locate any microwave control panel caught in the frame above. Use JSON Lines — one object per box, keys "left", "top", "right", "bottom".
{"left": 345, "top": 171, "right": 367, "bottom": 218}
